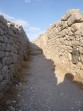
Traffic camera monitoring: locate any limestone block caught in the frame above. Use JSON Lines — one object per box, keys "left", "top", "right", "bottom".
{"left": 80, "top": 55, "right": 83, "bottom": 63}
{"left": 71, "top": 47, "right": 80, "bottom": 64}
{"left": 2, "top": 56, "right": 14, "bottom": 66}
{"left": 0, "top": 43, "right": 6, "bottom": 51}
{"left": 10, "top": 45, "right": 17, "bottom": 54}
{"left": 68, "top": 53, "right": 72, "bottom": 61}
{"left": 61, "top": 9, "right": 80, "bottom": 21}
{"left": 0, "top": 63, "right": 2, "bottom": 69}
{"left": 0, "top": 28, "right": 4, "bottom": 35}
{"left": 64, "top": 40, "right": 71, "bottom": 46}
{"left": 49, "top": 23, "right": 56, "bottom": 29}
{"left": 11, "top": 25, "right": 17, "bottom": 31}
{"left": 13, "top": 54, "right": 18, "bottom": 63}
{"left": 59, "top": 30, "right": 65, "bottom": 37}
{"left": 0, "top": 75, "right": 3, "bottom": 82}
{"left": 61, "top": 13, "right": 71, "bottom": 21}
{"left": 71, "top": 23, "right": 83, "bottom": 32}
{"left": 3, "top": 35, "right": 9, "bottom": 43}
{"left": 7, "top": 44, "right": 12, "bottom": 52}
{"left": 9, "top": 37, "right": 14, "bottom": 44}
{"left": 8, "top": 64, "right": 15, "bottom": 79}
{"left": 0, "top": 76, "right": 10, "bottom": 91}
{"left": 6, "top": 52, "right": 10, "bottom": 56}
{"left": 0, "top": 14, "right": 29, "bottom": 95}
{"left": 68, "top": 27, "right": 74, "bottom": 36}
{"left": 77, "top": 62, "right": 83, "bottom": 70}
{"left": 79, "top": 47, "right": 83, "bottom": 54}
{"left": 54, "top": 21, "right": 61, "bottom": 29}
{"left": 0, "top": 81, "right": 7, "bottom": 91}
{"left": 60, "top": 21, "right": 68, "bottom": 29}
{"left": 67, "top": 9, "right": 80, "bottom": 14}
{"left": 67, "top": 13, "right": 83, "bottom": 26}
{"left": 74, "top": 30, "right": 81, "bottom": 36}
{"left": 8, "top": 29, "right": 14, "bottom": 36}
{"left": 7, "top": 21, "right": 11, "bottom": 28}
{"left": 1, "top": 66, "right": 9, "bottom": 78}
{"left": 7, "top": 57, "right": 14, "bottom": 65}
{"left": 2, "top": 57, "right": 8, "bottom": 65}
{"left": 0, "top": 51, "right": 5, "bottom": 58}
{"left": 80, "top": 40, "right": 83, "bottom": 46}
{"left": 0, "top": 35, "right": 4, "bottom": 42}
{"left": 74, "top": 33, "right": 81, "bottom": 41}
{"left": 71, "top": 41, "right": 80, "bottom": 47}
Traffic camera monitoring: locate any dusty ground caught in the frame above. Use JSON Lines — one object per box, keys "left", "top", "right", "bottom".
{"left": 0, "top": 51, "right": 83, "bottom": 111}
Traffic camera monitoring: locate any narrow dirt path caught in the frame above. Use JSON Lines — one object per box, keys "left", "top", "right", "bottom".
{"left": 1, "top": 46, "right": 83, "bottom": 111}
{"left": 16, "top": 53, "right": 83, "bottom": 111}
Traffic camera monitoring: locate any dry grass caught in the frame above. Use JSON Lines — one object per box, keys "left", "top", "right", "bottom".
{"left": 14, "top": 55, "right": 31, "bottom": 82}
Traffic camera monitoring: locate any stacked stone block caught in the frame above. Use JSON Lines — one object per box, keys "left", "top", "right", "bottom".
{"left": 0, "top": 15, "right": 29, "bottom": 95}
{"left": 35, "top": 9, "right": 83, "bottom": 82}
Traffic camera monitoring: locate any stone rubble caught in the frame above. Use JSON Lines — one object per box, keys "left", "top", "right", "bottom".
{"left": 0, "top": 15, "right": 30, "bottom": 96}
{"left": 34, "top": 9, "right": 83, "bottom": 83}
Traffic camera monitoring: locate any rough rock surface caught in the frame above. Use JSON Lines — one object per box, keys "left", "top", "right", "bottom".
{"left": 34, "top": 9, "right": 83, "bottom": 83}
{"left": 0, "top": 15, "right": 29, "bottom": 96}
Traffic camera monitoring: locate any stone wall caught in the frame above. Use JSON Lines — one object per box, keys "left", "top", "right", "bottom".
{"left": 34, "top": 9, "right": 83, "bottom": 83}
{"left": 0, "top": 15, "right": 29, "bottom": 95}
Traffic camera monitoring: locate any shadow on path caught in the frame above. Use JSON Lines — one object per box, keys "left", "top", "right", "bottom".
{"left": 0, "top": 43, "right": 83, "bottom": 111}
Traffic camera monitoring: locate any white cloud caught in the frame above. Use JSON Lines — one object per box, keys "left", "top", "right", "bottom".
{"left": 24, "top": 0, "right": 40, "bottom": 3}
{"left": 0, "top": 11, "right": 42, "bottom": 41}
{"left": 0, "top": 11, "right": 28, "bottom": 28}
{"left": 25, "top": 0, "right": 31, "bottom": 3}
{"left": 0, "top": 11, "right": 15, "bottom": 20}
{"left": 14, "top": 20, "right": 28, "bottom": 28}
{"left": 26, "top": 31, "right": 42, "bottom": 41}
{"left": 29, "top": 26, "right": 40, "bottom": 32}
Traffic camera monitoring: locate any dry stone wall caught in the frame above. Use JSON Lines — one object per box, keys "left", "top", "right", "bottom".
{"left": 0, "top": 15, "right": 29, "bottom": 95}
{"left": 35, "top": 9, "right": 83, "bottom": 83}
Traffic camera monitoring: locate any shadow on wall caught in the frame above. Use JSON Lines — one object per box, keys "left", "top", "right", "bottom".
{"left": 66, "top": 73, "right": 83, "bottom": 89}
{"left": 0, "top": 43, "right": 83, "bottom": 111}
{"left": 31, "top": 43, "right": 83, "bottom": 90}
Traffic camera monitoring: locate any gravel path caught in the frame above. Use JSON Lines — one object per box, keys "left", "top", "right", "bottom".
{"left": 15, "top": 53, "right": 83, "bottom": 111}
{"left": 2, "top": 53, "right": 83, "bottom": 111}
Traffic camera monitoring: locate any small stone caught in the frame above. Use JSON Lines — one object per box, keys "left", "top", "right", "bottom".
{"left": 6, "top": 100, "right": 11, "bottom": 105}
{"left": 71, "top": 107, "right": 74, "bottom": 110}
{"left": 0, "top": 63, "right": 2, "bottom": 69}
{"left": 18, "top": 110, "right": 22, "bottom": 111}
{"left": 8, "top": 106, "right": 15, "bottom": 111}
{"left": 0, "top": 75, "right": 3, "bottom": 81}
{"left": 0, "top": 51, "right": 5, "bottom": 58}
{"left": 18, "top": 82, "right": 22, "bottom": 86}
{"left": 60, "top": 92, "right": 64, "bottom": 96}
{"left": 30, "top": 87, "right": 33, "bottom": 90}
{"left": 79, "top": 47, "right": 83, "bottom": 54}
{"left": 11, "top": 100, "right": 16, "bottom": 104}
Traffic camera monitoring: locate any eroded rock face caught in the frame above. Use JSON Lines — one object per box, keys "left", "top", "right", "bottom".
{"left": 0, "top": 15, "right": 30, "bottom": 96}
{"left": 34, "top": 9, "right": 83, "bottom": 83}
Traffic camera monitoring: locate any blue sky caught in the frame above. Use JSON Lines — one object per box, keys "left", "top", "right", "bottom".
{"left": 0, "top": 0, "right": 83, "bottom": 41}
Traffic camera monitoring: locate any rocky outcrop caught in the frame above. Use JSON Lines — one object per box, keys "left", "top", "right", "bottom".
{"left": 0, "top": 15, "right": 30, "bottom": 96}
{"left": 34, "top": 9, "right": 83, "bottom": 83}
